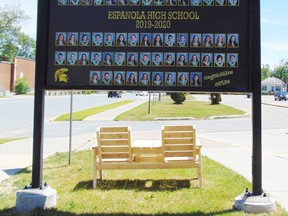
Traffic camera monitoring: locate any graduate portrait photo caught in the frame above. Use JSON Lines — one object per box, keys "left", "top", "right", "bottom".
{"left": 92, "top": 33, "right": 103, "bottom": 46}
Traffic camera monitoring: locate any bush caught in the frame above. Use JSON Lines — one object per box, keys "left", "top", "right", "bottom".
{"left": 14, "top": 78, "right": 30, "bottom": 95}
{"left": 82, "top": 90, "right": 94, "bottom": 94}
{"left": 170, "top": 92, "right": 186, "bottom": 104}
{"left": 210, "top": 93, "right": 222, "bottom": 105}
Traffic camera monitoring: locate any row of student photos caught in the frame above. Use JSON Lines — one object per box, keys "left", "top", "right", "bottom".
{"left": 59, "top": 0, "right": 239, "bottom": 7}
{"left": 89, "top": 71, "right": 203, "bottom": 87}
{"left": 55, "top": 51, "right": 239, "bottom": 68}
{"left": 55, "top": 32, "right": 240, "bottom": 48}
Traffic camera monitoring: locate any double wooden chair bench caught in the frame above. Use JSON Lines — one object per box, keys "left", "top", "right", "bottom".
{"left": 92, "top": 125, "right": 202, "bottom": 188}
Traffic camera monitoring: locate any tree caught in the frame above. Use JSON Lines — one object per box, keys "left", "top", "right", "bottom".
{"left": 0, "top": 40, "right": 17, "bottom": 62}
{"left": 0, "top": 5, "right": 34, "bottom": 62}
{"left": 170, "top": 92, "right": 186, "bottom": 104}
{"left": 273, "top": 59, "right": 288, "bottom": 84}
{"left": 210, "top": 93, "right": 222, "bottom": 105}
{"left": 261, "top": 64, "right": 272, "bottom": 81}
{"left": 17, "top": 33, "right": 36, "bottom": 59}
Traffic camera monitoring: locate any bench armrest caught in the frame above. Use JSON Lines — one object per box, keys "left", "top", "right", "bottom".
{"left": 196, "top": 138, "right": 202, "bottom": 149}
{"left": 92, "top": 146, "right": 98, "bottom": 155}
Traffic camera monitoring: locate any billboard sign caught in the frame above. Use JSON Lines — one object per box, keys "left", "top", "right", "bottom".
{"left": 46, "top": 0, "right": 251, "bottom": 92}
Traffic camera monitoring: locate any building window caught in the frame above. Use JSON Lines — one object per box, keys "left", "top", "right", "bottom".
{"left": 276, "top": 86, "right": 281, "bottom": 92}
{"left": 261, "top": 86, "right": 267, "bottom": 91}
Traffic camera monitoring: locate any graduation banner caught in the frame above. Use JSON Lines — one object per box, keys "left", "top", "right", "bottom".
{"left": 45, "top": 0, "right": 252, "bottom": 92}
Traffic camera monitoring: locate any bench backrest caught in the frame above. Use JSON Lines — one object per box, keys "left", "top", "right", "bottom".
{"left": 161, "top": 125, "right": 197, "bottom": 161}
{"left": 97, "top": 126, "right": 132, "bottom": 163}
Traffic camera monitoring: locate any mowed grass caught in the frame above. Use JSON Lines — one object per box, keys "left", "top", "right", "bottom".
{"left": 0, "top": 137, "right": 27, "bottom": 145}
{"left": 0, "top": 150, "right": 286, "bottom": 216}
{"left": 115, "top": 100, "right": 246, "bottom": 121}
{"left": 54, "top": 100, "right": 134, "bottom": 121}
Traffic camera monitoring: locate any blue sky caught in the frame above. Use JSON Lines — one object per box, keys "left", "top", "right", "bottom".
{"left": 0, "top": 0, "right": 287, "bottom": 68}
{"left": 261, "top": 0, "right": 288, "bottom": 68}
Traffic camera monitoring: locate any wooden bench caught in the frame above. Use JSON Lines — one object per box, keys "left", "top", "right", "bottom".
{"left": 93, "top": 125, "right": 202, "bottom": 188}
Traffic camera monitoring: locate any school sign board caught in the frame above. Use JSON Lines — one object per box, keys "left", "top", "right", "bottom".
{"left": 32, "top": 0, "right": 263, "bottom": 197}
{"left": 46, "top": 0, "right": 251, "bottom": 92}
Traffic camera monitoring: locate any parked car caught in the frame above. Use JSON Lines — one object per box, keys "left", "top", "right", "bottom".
{"left": 135, "top": 91, "right": 149, "bottom": 96}
{"left": 274, "top": 91, "right": 288, "bottom": 101}
{"left": 108, "top": 91, "right": 122, "bottom": 98}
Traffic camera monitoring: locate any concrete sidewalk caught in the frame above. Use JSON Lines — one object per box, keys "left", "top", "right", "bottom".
{"left": 0, "top": 133, "right": 96, "bottom": 183}
{"left": 84, "top": 100, "right": 147, "bottom": 121}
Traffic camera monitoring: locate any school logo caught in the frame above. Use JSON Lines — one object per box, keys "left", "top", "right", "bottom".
{"left": 54, "top": 68, "right": 69, "bottom": 83}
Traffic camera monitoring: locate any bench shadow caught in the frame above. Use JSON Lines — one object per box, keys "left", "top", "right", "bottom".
{"left": 73, "top": 178, "right": 200, "bottom": 191}
{"left": 0, "top": 207, "right": 240, "bottom": 216}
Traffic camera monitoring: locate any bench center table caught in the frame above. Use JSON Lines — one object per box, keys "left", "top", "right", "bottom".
{"left": 132, "top": 140, "right": 162, "bottom": 163}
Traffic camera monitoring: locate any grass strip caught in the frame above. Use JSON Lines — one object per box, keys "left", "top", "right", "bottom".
{"left": 54, "top": 100, "right": 134, "bottom": 121}
{"left": 0, "top": 150, "right": 285, "bottom": 215}
{"left": 0, "top": 137, "right": 27, "bottom": 145}
{"left": 115, "top": 100, "right": 246, "bottom": 121}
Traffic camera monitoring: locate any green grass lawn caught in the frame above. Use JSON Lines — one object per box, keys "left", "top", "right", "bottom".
{"left": 0, "top": 150, "right": 285, "bottom": 215}
{"left": 115, "top": 100, "right": 246, "bottom": 121}
{"left": 54, "top": 100, "right": 134, "bottom": 121}
{"left": 0, "top": 137, "right": 27, "bottom": 145}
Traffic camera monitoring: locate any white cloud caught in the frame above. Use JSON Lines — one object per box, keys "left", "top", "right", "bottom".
{"left": 261, "top": 41, "right": 288, "bottom": 66}
{"left": 262, "top": 41, "right": 288, "bottom": 52}
{"left": 261, "top": 18, "right": 286, "bottom": 27}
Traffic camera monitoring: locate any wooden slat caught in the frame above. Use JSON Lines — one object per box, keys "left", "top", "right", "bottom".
{"left": 101, "top": 146, "right": 129, "bottom": 153}
{"left": 134, "top": 156, "right": 162, "bottom": 163}
{"left": 97, "top": 158, "right": 130, "bottom": 163}
{"left": 101, "top": 153, "right": 129, "bottom": 159}
{"left": 96, "top": 161, "right": 199, "bottom": 169}
{"left": 100, "top": 133, "right": 129, "bottom": 139}
{"left": 97, "top": 129, "right": 103, "bottom": 162}
{"left": 165, "top": 151, "right": 193, "bottom": 157}
{"left": 100, "top": 127, "right": 129, "bottom": 132}
{"left": 162, "top": 125, "right": 194, "bottom": 131}
{"left": 163, "top": 131, "right": 194, "bottom": 138}
{"left": 163, "top": 138, "right": 193, "bottom": 144}
{"left": 101, "top": 139, "right": 130, "bottom": 146}
{"left": 132, "top": 148, "right": 162, "bottom": 154}
{"left": 128, "top": 129, "right": 132, "bottom": 162}
{"left": 164, "top": 145, "right": 193, "bottom": 151}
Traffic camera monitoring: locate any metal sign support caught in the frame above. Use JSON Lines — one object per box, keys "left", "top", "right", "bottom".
{"left": 251, "top": 0, "right": 262, "bottom": 196}
{"left": 31, "top": 0, "right": 49, "bottom": 188}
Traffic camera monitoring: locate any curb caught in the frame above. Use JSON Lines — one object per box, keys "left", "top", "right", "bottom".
{"left": 262, "top": 103, "right": 288, "bottom": 109}
{"left": 154, "top": 113, "right": 250, "bottom": 121}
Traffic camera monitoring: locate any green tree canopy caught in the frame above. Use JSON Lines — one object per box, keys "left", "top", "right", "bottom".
{"left": 273, "top": 59, "right": 288, "bottom": 83}
{"left": 261, "top": 64, "right": 272, "bottom": 81}
{"left": 17, "top": 33, "right": 36, "bottom": 59}
{"left": 0, "top": 5, "right": 35, "bottom": 62}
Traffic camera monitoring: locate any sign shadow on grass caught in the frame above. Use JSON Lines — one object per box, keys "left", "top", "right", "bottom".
{"left": 73, "top": 179, "right": 201, "bottom": 191}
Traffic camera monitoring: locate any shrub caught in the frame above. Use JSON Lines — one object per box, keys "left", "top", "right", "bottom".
{"left": 82, "top": 90, "right": 94, "bottom": 94}
{"left": 170, "top": 92, "right": 186, "bottom": 104}
{"left": 210, "top": 93, "right": 222, "bottom": 105}
{"left": 14, "top": 78, "right": 30, "bottom": 95}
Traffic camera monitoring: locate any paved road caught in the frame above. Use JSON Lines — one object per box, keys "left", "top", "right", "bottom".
{"left": 1, "top": 93, "right": 288, "bottom": 211}
{"left": 0, "top": 93, "right": 147, "bottom": 137}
